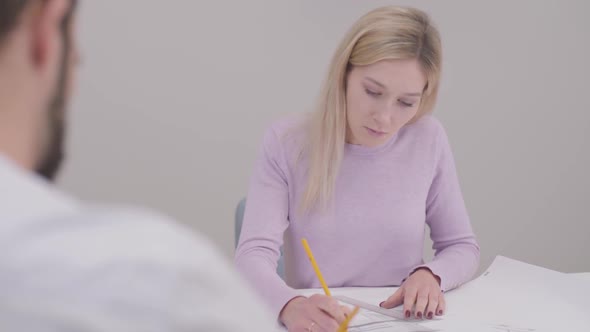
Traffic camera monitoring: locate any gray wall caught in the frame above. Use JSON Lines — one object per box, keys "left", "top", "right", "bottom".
{"left": 60, "top": 0, "right": 590, "bottom": 274}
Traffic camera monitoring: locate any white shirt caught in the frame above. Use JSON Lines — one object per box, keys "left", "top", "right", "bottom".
{"left": 0, "top": 155, "right": 275, "bottom": 331}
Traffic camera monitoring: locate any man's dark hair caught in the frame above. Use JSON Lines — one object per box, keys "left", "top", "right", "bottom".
{"left": 0, "top": 1, "right": 29, "bottom": 44}
{"left": 1, "top": 1, "right": 77, "bottom": 46}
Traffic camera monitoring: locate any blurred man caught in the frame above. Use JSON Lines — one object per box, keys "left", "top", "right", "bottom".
{"left": 0, "top": 1, "right": 274, "bottom": 330}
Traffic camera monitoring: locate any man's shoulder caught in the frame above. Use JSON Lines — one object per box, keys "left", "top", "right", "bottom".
{"left": 4, "top": 205, "right": 219, "bottom": 270}
{"left": 0, "top": 205, "right": 277, "bottom": 331}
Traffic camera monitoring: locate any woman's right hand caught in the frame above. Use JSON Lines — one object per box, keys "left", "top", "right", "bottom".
{"left": 279, "top": 295, "right": 351, "bottom": 332}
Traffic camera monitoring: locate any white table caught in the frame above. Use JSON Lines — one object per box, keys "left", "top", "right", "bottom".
{"left": 572, "top": 272, "right": 590, "bottom": 281}
{"left": 276, "top": 271, "right": 590, "bottom": 331}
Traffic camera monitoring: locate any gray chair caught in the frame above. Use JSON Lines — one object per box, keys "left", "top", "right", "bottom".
{"left": 235, "top": 198, "right": 285, "bottom": 279}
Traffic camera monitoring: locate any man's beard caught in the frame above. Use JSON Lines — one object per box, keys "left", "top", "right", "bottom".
{"left": 35, "top": 0, "right": 76, "bottom": 181}
{"left": 34, "top": 85, "right": 66, "bottom": 181}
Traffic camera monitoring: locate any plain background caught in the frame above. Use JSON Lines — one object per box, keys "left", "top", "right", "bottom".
{"left": 60, "top": 0, "right": 590, "bottom": 274}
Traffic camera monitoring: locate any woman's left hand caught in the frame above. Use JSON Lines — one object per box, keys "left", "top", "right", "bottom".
{"left": 379, "top": 267, "right": 445, "bottom": 320}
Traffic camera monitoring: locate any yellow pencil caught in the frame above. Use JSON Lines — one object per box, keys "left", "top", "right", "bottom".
{"left": 301, "top": 238, "right": 331, "bottom": 296}
{"left": 337, "top": 306, "right": 360, "bottom": 332}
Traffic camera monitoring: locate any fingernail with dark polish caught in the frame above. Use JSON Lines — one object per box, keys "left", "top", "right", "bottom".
{"left": 379, "top": 301, "right": 385, "bottom": 307}
{"left": 427, "top": 312, "right": 433, "bottom": 319}
{"left": 405, "top": 310, "right": 411, "bottom": 318}
{"left": 417, "top": 312, "right": 422, "bottom": 319}
{"left": 437, "top": 310, "right": 443, "bottom": 315}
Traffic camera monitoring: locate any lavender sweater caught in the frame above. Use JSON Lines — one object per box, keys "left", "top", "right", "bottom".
{"left": 235, "top": 115, "right": 480, "bottom": 319}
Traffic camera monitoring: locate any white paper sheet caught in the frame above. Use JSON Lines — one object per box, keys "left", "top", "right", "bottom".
{"left": 275, "top": 288, "right": 434, "bottom": 332}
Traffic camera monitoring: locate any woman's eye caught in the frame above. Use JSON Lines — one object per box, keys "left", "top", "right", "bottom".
{"left": 399, "top": 100, "right": 414, "bottom": 107}
{"left": 365, "top": 88, "right": 381, "bottom": 97}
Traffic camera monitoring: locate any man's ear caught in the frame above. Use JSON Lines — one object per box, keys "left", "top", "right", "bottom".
{"left": 29, "top": 0, "right": 68, "bottom": 71}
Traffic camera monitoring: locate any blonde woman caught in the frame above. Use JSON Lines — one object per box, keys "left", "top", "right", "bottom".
{"left": 235, "top": 6, "right": 479, "bottom": 331}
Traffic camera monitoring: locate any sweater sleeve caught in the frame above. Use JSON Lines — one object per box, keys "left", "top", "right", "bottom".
{"left": 412, "top": 123, "right": 480, "bottom": 292}
{"left": 234, "top": 126, "right": 300, "bottom": 321}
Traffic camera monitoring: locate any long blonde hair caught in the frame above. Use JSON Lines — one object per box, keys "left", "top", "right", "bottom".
{"left": 300, "top": 6, "right": 442, "bottom": 213}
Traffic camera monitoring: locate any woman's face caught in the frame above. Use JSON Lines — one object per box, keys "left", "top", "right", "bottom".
{"left": 345, "top": 58, "right": 427, "bottom": 147}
